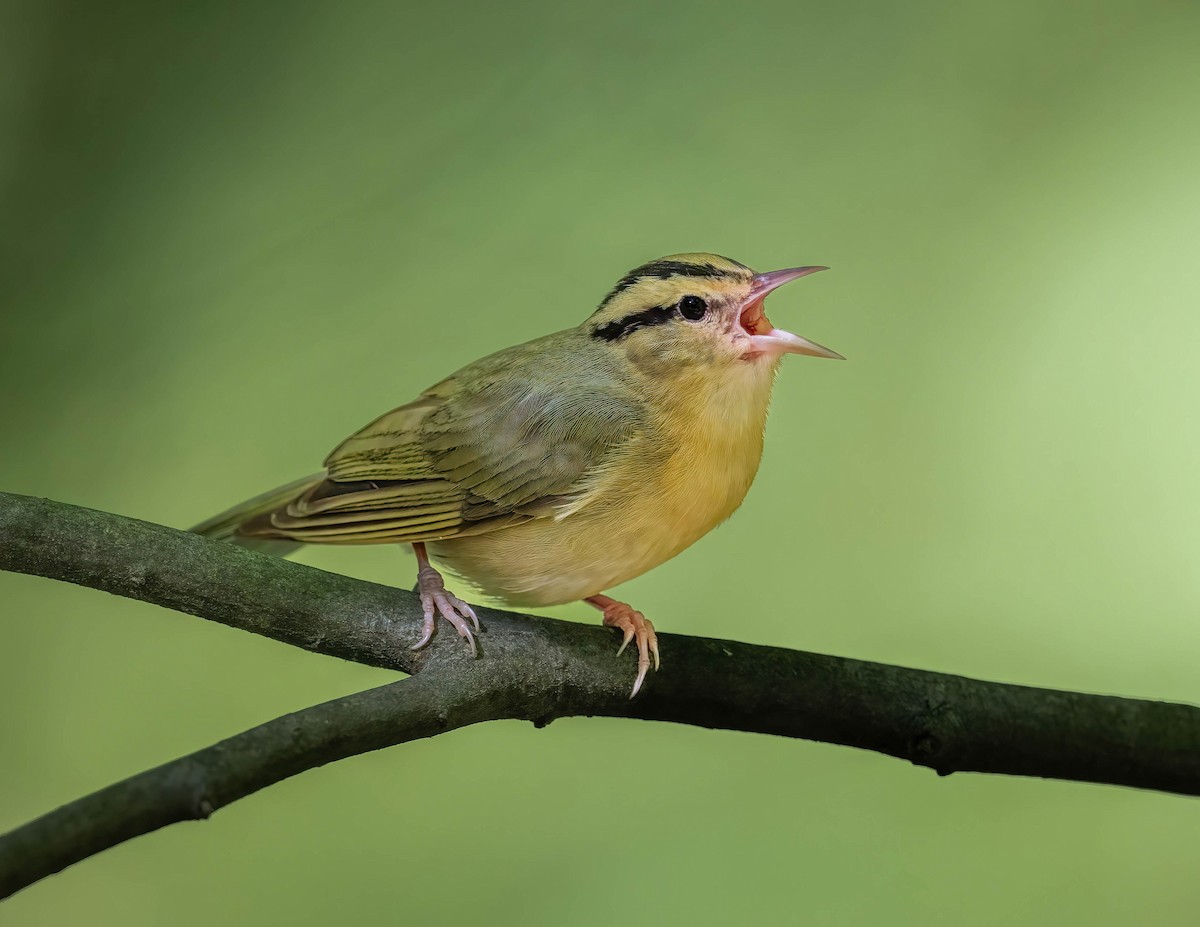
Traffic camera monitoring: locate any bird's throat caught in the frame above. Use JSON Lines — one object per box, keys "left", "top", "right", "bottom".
{"left": 739, "top": 296, "right": 774, "bottom": 336}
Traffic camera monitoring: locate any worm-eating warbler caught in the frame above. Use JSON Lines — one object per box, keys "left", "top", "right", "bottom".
{"left": 193, "top": 253, "right": 841, "bottom": 695}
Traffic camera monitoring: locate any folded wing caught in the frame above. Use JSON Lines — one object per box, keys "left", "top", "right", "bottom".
{"left": 234, "top": 341, "right": 646, "bottom": 546}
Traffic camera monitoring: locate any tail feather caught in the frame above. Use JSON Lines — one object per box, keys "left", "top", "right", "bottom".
{"left": 191, "top": 472, "right": 325, "bottom": 557}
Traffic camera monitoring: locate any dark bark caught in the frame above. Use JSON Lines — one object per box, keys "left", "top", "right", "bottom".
{"left": 1, "top": 492, "right": 1198, "bottom": 899}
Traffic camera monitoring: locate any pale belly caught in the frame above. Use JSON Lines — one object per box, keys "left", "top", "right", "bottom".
{"left": 428, "top": 486, "right": 745, "bottom": 606}
{"left": 429, "top": 421, "right": 767, "bottom": 606}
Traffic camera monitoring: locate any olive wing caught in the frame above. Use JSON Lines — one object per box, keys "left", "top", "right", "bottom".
{"left": 241, "top": 350, "right": 645, "bottom": 545}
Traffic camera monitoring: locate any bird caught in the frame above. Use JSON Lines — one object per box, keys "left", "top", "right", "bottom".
{"left": 192, "top": 252, "right": 842, "bottom": 696}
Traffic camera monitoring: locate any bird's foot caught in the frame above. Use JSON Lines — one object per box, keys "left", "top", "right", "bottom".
{"left": 412, "top": 557, "right": 480, "bottom": 657}
{"left": 587, "top": 594, "right": 660, "bottom": 698}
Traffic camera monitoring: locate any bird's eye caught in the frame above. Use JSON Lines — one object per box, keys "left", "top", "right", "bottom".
{"left": 678, "top": 295, "right": 708, "bottom": 321}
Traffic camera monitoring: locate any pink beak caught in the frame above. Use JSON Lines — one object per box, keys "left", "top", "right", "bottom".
{"left": 742, "top": 266, "right": 843, "bottom": 360}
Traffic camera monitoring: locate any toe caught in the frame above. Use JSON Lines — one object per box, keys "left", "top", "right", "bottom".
{"left": 435, "top": 594, "right": 479, "bottom": 657}
{"left": 412, "top": 616, "right": 436, "bottom": 650}
{"left": 632, "top": 626, "right": 651, "bottom": 696}
{"left": 454, "top": 596, "right": 481, "bottom": 633}
{"left": 641, "top": 617, "right": 660, "bottom": 671}
{"left": 412, "top": 595, "right": 437, "bottom": 650}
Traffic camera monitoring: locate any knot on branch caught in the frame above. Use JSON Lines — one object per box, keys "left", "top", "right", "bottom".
{"left": 905, "top": 698, "right": 964, "bottom": 776}
{"left": 907, "top": 731, "right": 955, "bottom": 776}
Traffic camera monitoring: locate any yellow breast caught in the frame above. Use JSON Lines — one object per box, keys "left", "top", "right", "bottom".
{"left": 429, "top": 361, "right": 777, "bottom": 607}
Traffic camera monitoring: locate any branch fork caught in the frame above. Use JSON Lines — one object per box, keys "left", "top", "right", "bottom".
{"left": 2, "top": 491, "right": 1198, "bottom": 900}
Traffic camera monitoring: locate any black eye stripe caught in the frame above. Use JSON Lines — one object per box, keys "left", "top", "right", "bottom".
{"left": 592, "top": 305, "right": 675, "bottom": 341}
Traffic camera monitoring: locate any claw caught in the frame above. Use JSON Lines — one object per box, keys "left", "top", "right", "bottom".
{"left": 411, "top": 543, "right": 479, "bottom": 656}
{"left": 412, "top": 610, "right": 436, "bottom": 651}
{"left": 615, "top": 625, "right": 635, "bottom": 657}
{"left": 586, "top": 594, "right": 659, "bottom": 698}
{"left": 461, "top": 600, "right": 481, "bottom": 633}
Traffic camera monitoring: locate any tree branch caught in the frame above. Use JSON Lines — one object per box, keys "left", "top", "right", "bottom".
{"left": 2, "top": 491, "right": 1199, "bottom": 899}
{"left": 0, "top": 672, "right": 491, "bottom": 899}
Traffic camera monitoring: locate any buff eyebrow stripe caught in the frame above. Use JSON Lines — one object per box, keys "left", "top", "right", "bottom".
{"left": 598, "top": 260, "right": 739, "bottom": 307}
{"left": 591, "top": 304, "right": 675, "bottom": 341}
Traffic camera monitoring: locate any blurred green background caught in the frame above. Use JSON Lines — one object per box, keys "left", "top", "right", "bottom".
{"left": 3, "top": 0, "right": 1200, "bottom": 923}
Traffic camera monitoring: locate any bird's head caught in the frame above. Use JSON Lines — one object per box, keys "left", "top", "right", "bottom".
{"left": 584, "top": 253, "right": 841, "bottom": 378}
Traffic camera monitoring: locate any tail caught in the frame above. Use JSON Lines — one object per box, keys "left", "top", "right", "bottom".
{"left": 191, "top": 473, "right": 325, "bottom": 557}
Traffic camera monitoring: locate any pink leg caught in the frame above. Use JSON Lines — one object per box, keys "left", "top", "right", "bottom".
{"left": 586, "top": 594, "right": 660, "bottom": 698}
{"left": 411, "top": 542, "right": 479, "bottom": 656}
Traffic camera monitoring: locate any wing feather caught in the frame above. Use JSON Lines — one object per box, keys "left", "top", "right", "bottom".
{"left": 237, "top": 333, "right": 647, "bottom": 546}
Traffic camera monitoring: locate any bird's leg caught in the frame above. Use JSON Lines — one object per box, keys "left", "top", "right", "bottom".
{"left": 411, "top": 542, "right": 480, "bottom": 656}
{"left": 586, "top": 594, "right": 660, "bottom": 698}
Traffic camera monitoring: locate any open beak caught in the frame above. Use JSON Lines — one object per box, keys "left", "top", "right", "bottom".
{"left": 741, "top": 266, "right": 843, "bottom": 360}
